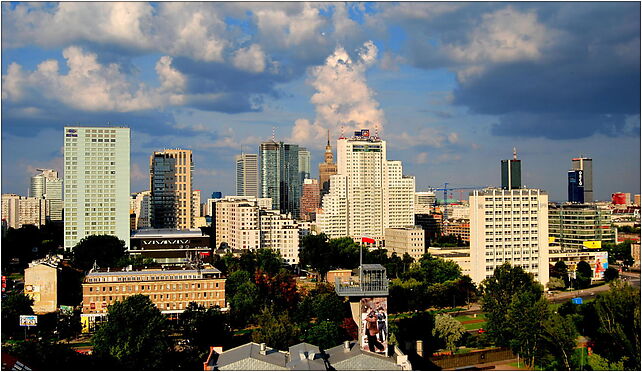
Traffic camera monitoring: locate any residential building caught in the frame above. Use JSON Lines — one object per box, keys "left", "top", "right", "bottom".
{"left": 1, "top": 194, "right": 48, "bottom": 228}
{"left": 63, "top": 126, "right": 130, "bottom": 250}
{"left": 130, "top": 191, "right": 151, "bottom": 230}
{"left": 385, "top": 226, "right": 425, "bottom": 261}
{"left": 442, "top": 219, "right": 470, "bottom": 242}
{"left": 317, "top": 130, "right": 415, "bottom": 246}
{"left": 298, "top": 147, "right": 311, "bottom": 183}
{"left": 318, "top": 130, "right": 338, "bottom": 196}
{"left": 428, "top": 247, "right": 471, "bottom": 276}
{"left": 631, "top": 242, "right": 640, "bottom": 269}
{"left": 300, "top": 179, "right": 320, "bottom": 222}
{"left": 129, "top": 229, "right": 212, "bottom": 264}
{"left": 193, "top": 190, "right": 202, "bottom": 219}
{"left": 260, "top": 209, "right": 300, "bottom": 265}
{"left": 571, "top": 157, "right": 593, "bottom": 202}
{"left": 469, "top": 188, "right": 549, "bottom": 285}
{"left": 635, "top": 194, "right": 640, "bottom": 206}
{"left": 235, "top": 153, "right": 259, "bottom": 198}
{"left": 24, "top": 255, "right": 82, "bottom": 314}
{"left": 548, "top": 203, "right": 616, "bottom": 253}
{"left": 81, "top": 267, "right": 226, "bottom": 316}
{"left": 414, "top": 191, "right": 436, "bottom": 214}
{"left": 501, "top": 148, "right": 521, "bottom": 190}
{"left": 150, "top": 149, "right": 194, "bottom": 230}
{"left": 30, "top": 169, "right": 63, "bottom": 221}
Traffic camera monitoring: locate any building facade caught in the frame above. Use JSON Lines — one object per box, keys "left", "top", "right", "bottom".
{"left": 318, "top": 132, "right": 338, "bottom": 197}
{"left": 571, "top": 157, "right": 593, "bottom": 202}
{"left": 81, "top": 267, "right": 226, "bottom": 315}
{"left": 129, "top": 229, "right": 212, "bottom": 264}
{"left": 236, "top": 153, "right": 259, "bottom": 198}
{"left": 259, "top": 141, "right": 281, "bottom": 211}
{"left": 1, "top": 194, "right": 49, "bottom": 229}
{"left": 567, "top": 170, "right": 585, "bottom": 203}
{"left": 317, "top": 131, "right": 415, "bottom": 245}
{"left": 131, "top": 190, "right": 152, "bottom": 230}
{"left": 63, "top": 126, "right": 130, "bottom": 250}
{"left": 259, "top": 209, "right": 300, "bottom": 265}
{"left": 150, "top": 149, "right": 194, "bottom": 230}
{"left": 385, "top": 226, "right": 425, "bottom": 261}
{"left": 469, "top": 188, "right": 549, "bottom": 285}
{"left": 501, "top": 148, "right": 522, "bottom": 190}
{"left": 548, "top": 203, "right": 616, "bottom": 253}
{"left": 259, "top": 141, "right": 302, "bottom": 218}
{"left": 300, "top": 179, "right": 320, "bottom": 222}
{"left": 30, "top": 169, "right": 63, "bottom": 221}
{"left": 414, "top": 192, "right": 436, "bottom": 214}
{"left": 442, "top": 219, "right": 470, "bottom": 242}
{"left": 298, "top": 148, "right": 311, "bottom": 183}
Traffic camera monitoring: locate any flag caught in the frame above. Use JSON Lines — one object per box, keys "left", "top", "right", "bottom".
{"left": 361, "top": 236, "right": 375, "bottom": 244}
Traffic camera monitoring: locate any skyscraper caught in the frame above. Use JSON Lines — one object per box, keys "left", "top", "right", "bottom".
{"left": 571, "top": 157, "right": 593, "bottom": 202}
{"left": 300, "top": 178, "right": 320, "bottom": 222}
{"left": 259, "top": 141, "right": 301, "bottom": 218}
{"left": 501, "top": 148, "right": 521, "bottom": 190}
{"left": 318, "top": 130, "right": 337, "bottom": 196}
{"left": 317, "top": 129, "right": 415, "bottom": 245}
{"left": 568, "top": 170, "right": 584, "bottom": 203}
{"left": 298, "top": 147, "right": 311, "bottom": 183}
{"left": 235, "top": 153, "right": 259, "bottom": 197}
{"left": 150, "top": 149, "right": 194, "bottom": 229}
{"left": 30, "top": 169, "right": 63, "bottom": 221}
{"left": 63, "top": 126, "right": 130, "bottom": 250}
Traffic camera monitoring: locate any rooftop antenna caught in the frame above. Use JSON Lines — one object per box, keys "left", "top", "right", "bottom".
{"left": 513, "top": 147, "right": 517, "bottom": 160}
{"left": 340, "top": 125, "right": 344, "bottom": 138}
{"left": 375, "top": 124, "right": 379, "bottom": 138}
{"left": 327, "top": 128, "right": 330, "bottom": 146}
{"left": 272, "top": 126, "right": 276, "bottom": 142}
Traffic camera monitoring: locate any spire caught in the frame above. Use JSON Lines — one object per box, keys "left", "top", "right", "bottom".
{"left": 327, "top": 128, "right": 330, "bottom": 146}
{"left": 513, "top": 147, "right": 517, "bottom": 160}
{"left": 272, "top": 127, "right": 276, "bottom": 142}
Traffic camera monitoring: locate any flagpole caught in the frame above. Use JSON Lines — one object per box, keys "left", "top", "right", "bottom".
{"left": 360, "top": 240, "right": 363, "bottom": 288}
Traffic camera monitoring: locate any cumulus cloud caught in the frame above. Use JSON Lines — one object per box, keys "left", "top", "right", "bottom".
{"left": 2, "top": 46, "right": 185, "bottom": 112}
{"left": 232, "top": 44, "right": 267, "bottom": 73}
{"left": 390, "top": 128, "right": 460, "bottom": 148}
{"left": 289, "top": 40, "right": 385, "bottom": 146}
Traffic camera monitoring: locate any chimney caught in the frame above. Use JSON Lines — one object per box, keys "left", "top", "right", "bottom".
{"left": 259, "top": 343, "right": 267, "bottom": 355}
{"left": 416, "top": 340, "right": 423, "bottom": 357}
{"left": 344, "top": 341, "right": 351, "bottom": 351}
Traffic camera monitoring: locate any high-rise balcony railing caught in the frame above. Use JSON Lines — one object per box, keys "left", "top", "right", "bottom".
{"left": 335, "top": 264, "right": 389, "bottom": 297}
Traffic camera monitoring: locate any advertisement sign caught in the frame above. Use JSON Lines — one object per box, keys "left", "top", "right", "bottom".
{"left": 593, "top": 252, "right": 608, "bottom": 280}
{"left": 360, "top": 297, "right": 388, "bottom": 355}
{"left": 19, "top": 315, "right": 37, "bottom": 327}
{"left": 583, "top": 241, "right": 602, "bottom": 249}
{"left": 360, "top": 129, "right": 370, "bottom": 137}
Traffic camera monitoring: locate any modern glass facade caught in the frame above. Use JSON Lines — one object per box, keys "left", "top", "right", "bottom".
{"left": 259, "top": 141, "right": 301, "bottom": 218}
{"left": 501, "top": 159, "right": 521, "bottom": 190}
{"left": 567, "top": 170, "right": 584, "bottom": 203}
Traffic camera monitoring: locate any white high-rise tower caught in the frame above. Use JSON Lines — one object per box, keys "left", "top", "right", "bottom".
{"left": 63, "top": 126, "right": 130, "bottom": 250}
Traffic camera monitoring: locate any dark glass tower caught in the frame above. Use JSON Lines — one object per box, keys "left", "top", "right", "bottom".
{"left": 501, "top": 148, "right": 522, "bottom": 190}
{"left": 568, "top": 170, "right": 585, "bottom": 203}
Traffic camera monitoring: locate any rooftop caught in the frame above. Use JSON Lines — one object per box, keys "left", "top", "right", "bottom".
{"left": 131, "top": 229, "right": 208, "bottom": 238}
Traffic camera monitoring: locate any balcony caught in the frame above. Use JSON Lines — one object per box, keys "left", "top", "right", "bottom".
{"left": 335, "top": 264, "right": 389, "bottom": 297}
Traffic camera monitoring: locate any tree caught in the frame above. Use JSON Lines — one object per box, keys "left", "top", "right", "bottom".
{"left": 432, "top": 314, "right": 465, "bottom": 353}
{"left": 92, "top": 294, "right": 170, "bottom": 369}
{"left": 229, "top": 281, "right": 260, "bottom": 327}
{"left": 542, "top": 313, "right": 578, "bottom": 371}
{"left": 311, "top": 292, "right": 348, "bottom": 323}
{"left": 479, "top": 263, "right": 543, "bottom": 346}
{"left": 551, "top": 261, "right": 570, "bottom": 287}
{"left": 604, "top": 267, "right": 619, "bottom": 282}
{"left": 72, "top": 235, "right": 126, "bottom": 271}
{"left": 255, "top": 248, "right": 284, "bottom": 276}
{"left": 506, "top": 292, "right": 549, "bottom": 368}
{"left": 403, "top": 253, "right": 461, "bottom": 284}
{"left": 575, "top": 260, "right": 592, "bottom": 289}
{"left": 225, "top": 270, "right": 252, "bottom": 300}
{"left": 299, "top": 234, "right": 333, "bottom": 280}
{"left": 303, "top": 320, "right": 346, "bottom": 350}
{"left": 179, "top": 302, "right": 231, "bottom": 353}
{"left": 547, "top": 277, "right": 566, "bottom": 290}
{"left": 254, "top": 269, "right": 300, "bottom": 311}
{"left": 1, "top": 293, "right": 34, "bottom": 339}
{"left": 251, "top": 306, "right": 300, "bottom": 351}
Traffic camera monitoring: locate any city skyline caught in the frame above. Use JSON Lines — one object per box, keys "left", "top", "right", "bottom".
{"left": 2, "top": 2, "right": 640, "bottom": 201}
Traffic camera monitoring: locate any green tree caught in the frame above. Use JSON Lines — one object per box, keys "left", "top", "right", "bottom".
{"left": 92, "top": 294, "right": 170, "bottom": 369}
{"left": 542, "top": 313, "right": 578, "bottom": 371}
{"left": 179, "top": 302, "right": 231, "bottom": 353}
{"left": 479, "top": 263, "right": 543, "bottom": 346}
{"left": 255, "top": 248, "right": 284, "bottom": 276}
{"left": 575, "top": 260, "right": 592, "bottom": 289}
{"left": 432, "top": 314, "right": 465, "bottom": 353}
{"left": 1, "top": 292, "right": 34, "bottom": 339}
{"left": 229, "top": 281, "right": 260, "bottom": 327}
{"left": 56, "top": 309, "right": 82, "bottom": 342}
{"left": 404, "top": 253, "right": 461, "bottom": 284}
{"left": 225, "top": 270, "right": 252, "bottom": 299}
{"left": 506, "top": 292, "right": 549, "bottom": 368}
{"left": 72, "top": 235, "right": 126, "bottom": 271}
{"left": 299, "top": 233, "right": 333, "bottom": 280}
{"left": 311, "top": 292, "right": 348, "bottom": 323}
{"left": 604, "top": 267, "right": 619, "bottom": 282}
{"left": 251, "top": 306, "right": 300, "bottom": 350}
{"left": 547, "top": 277, "right": 566, "bottom": 290}
{"left": 551, "top": 261, "right": 570, "bottom": 287}
{"left": 303, "top": 320, "right": 346, "bottom": 350}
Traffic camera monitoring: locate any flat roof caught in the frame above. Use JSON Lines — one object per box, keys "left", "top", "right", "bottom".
{"left": 86, "top": 268, "right": 221, "bottom": 277}
{"left": 131, "top": 229, "right": 208, "bottom": 238}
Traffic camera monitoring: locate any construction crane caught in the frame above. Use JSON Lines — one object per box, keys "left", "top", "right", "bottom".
{"left": 425, "top": 183, "right": 487, "bottom": 220}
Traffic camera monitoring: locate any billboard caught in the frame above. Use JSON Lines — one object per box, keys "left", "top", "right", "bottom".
{"left": 19, "top": 315, "right": 37, "bottom": 327}
{"left": 360, "top": 297, "right": 388, "bottom": 355}
{"left": 583, "top": 241, "right": 602, "bottom": 249}
{"left": 593, "top": 252, "right": 608, "bottom": 280}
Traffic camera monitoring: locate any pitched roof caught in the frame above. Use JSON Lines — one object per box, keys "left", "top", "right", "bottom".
{"left": 325, "top": 341, "right": 402, "bottom": 371}
{"left": 209, "top": 342, "right": 288, "bottom": 370}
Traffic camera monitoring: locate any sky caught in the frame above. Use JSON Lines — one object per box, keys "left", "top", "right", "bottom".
{"left": 1, "top": 1, "right": 640, "bottom": 202}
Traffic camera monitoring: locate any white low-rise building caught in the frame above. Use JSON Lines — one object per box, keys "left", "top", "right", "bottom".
{"left": 385, "top": 226, "right": 425, "bottom": 261}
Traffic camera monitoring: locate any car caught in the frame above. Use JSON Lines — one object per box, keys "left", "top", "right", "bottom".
{"left": 477, "top": 328, "right": 486, "bottom": 334}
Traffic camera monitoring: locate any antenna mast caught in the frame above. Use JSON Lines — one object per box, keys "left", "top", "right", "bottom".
{"left": 513, "top": 147, "right": 517, "bottom": 160}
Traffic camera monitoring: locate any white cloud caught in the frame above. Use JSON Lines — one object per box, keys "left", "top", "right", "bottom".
{"left": 232, "top": 44, "right": 267, "bottom": 73}
{"left": 415, "top": 152, "right": 429, "bottom": 164}
{"left": 390, "top": 127, "right": 460, "bottom": 148}
{"left": 2, "top": 46, "right": 186, "bottom": 112}
{"left": 289, "top": 41, "right": 385, "bottom": 146}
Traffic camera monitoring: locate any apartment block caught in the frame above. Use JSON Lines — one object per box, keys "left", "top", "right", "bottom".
{"left": 2, "top": 194, "right": 49, "bottom": 229}
{"left": 300, "top": 179, "right": 320, "bottom": 222}
{"left": 150, "top": 149, "right": 194, "bottom": 230}
{"left": 385, "top": 226, "right": 425, "bottom": 261}
{"left": 235, "top": 153, "right": 259, "bottom": 198}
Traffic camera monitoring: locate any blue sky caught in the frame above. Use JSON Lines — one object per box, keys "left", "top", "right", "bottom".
{"left": 2, "top": 2, "right": 640, "bottom": 202}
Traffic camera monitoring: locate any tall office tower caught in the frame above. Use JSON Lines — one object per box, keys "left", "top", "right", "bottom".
{"left": 130, "top": 191, "right": 151, "bottom": 230}
{"left": 259, "top": 141, "right": 301, "bottom": 218}
{"left": 2, "top": 194, "right": 49, "bottom": 228}
{"left": 571, "top": 157, "right": 593, "bottom": 202}
{"left": 63, "top": 126, "right": 130, "bottom": 250}
{"left": 501, "top": 148, "right": 522, "bottom": 190}
{"left": 30, "top": 169, "right": 63, "bottom": 221}
{"left": 235, "top": 153, "right": 259, "bottom": 197}
{"left": 469, "top": 188, "right": 549, "bottom": 285}
{"left": 317, "top": 130, "right": 415, "bottom": 245}
{"left": 259, "top": 141, "right": 281, "bottom": 210}
{"left": 300, "top": 178, "right": 320, "bottom": 221}
{"left": 298, "top": 147, "right": 311, "bottom": 183}
{"left": 318, "top": 130, "right": 337, "bottom": 196}
{"left": 567, "top": 170, "right": 584, "bottom": 203}
{"left": 150, "top": 149, "right": 194, "bottom": 230}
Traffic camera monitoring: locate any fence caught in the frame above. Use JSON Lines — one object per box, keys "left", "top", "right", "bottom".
{"left": 429, "top": 347, "right": 515, "bottom": 369}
